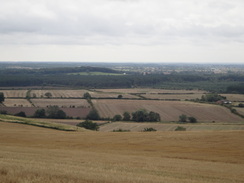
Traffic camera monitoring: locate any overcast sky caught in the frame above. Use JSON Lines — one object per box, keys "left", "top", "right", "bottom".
{"left": 0, "top": 0, "right": 244, "bottom": 63}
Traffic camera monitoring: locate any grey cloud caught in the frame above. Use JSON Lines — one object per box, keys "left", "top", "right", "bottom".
{"left": 0, "top": 0, "right": 244, "bottom": 45}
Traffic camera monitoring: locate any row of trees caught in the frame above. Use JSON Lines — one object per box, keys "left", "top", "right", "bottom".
{"left": 0, "top": 92, "right": 4, "bottom": 103}
{"left": 178, "top": 114, "right": 197, "bottom": 123}
{"left": 33, "top": 106, "right": 66, "bottom": 119}
{"left": 112, "top": 110, "right": 161, "bottom": 122}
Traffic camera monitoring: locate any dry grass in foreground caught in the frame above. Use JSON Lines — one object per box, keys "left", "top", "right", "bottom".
{"left": 0, "top": 122, "right": 244, "bottom": 183}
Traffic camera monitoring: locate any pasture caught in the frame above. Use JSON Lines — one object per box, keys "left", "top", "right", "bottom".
{"left": 93, "top": 99, "right": 243, "bottom": 123}
{"left": 0, "top": 122, "right": 244, "bottom": 183}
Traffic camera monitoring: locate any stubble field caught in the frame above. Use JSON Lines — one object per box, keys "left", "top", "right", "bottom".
{"left": 0, "top": 122, "right": 244, "bottom": 183}
{"left": 93, "top": 99, "right": 243, "bottom": 123}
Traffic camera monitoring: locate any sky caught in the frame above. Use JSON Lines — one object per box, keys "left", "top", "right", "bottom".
{"left": 0, "top": 0, "right": 244, "bottom": 63}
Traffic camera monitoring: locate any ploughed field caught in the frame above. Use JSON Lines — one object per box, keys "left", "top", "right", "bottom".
{"left": 0, "top": 122, "right": 244, "bottom": 183}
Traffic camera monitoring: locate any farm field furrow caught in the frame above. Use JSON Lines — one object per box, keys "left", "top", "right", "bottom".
{"left": 0, "top": 122, "right": 244, "bottom": 183}
{"left": 100, "top": 122, "right": 244, "bottom": 132}
{"left": 3, "top": 99, "right": 32, "bottom": 107}
{"left": 234, "top": 107, "right": 244, "bottom": 116}
{"left": 30, "top": 90, "right": 89, "bottom": 98}
{"left": 0, "top": 90, "right": 27, "bottom": 98}
{"left": 88, "top": 91, "right": 140, "bottom": 99}
{"left": 141, "top": 93, "right": 203, "bottom": 100}
{"left": 221, "top": 94, "right": 244, "bottom": 102}
{"left": 95, "top": 88, "right": 206, "bottom": 94}
{"left": 93, "top": 100, "right": 244, "bottom": 123}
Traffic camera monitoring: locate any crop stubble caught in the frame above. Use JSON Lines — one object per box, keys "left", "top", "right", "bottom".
{"left": 0, "top": 122, "right": 244, "bottom": 183}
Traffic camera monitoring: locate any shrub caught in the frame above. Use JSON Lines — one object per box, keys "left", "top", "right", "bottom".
{"left": 0, "top": 92, "right": 4, "bottom": 103}
{"left": 46, "top": 106, "right": 66, "bottom": 119}
{"left": 132, "top": 109, "right": 160, "bottom": 122}
{"left": 143, "top": 127, "right": 157, "bottom": 132}
{"left": 0, "top": 110, "right": 7, "bottom": 114}
{"left": 123, "top": 112, "right": 131, "bottom": 121}
{"left": 33, "top": 109, "right": 46, "bottom": 118}
{"left": 112, "top": 129, "right": 130, "bottom": 132}
{"left": 15, "top": 111, "right": 26, "bottom": 117}
{"left": 175, "top": 126, "right": 186, "bottom": 131}
{"left": 179, "top": 114, "right": 187, "bottom": 122}
{"left": 86, "top": 109, "right": 100, "bottom": 120}
{"left": 238, "top": 103, "right": 244, "bottom": 108}
{"left": 83, "top": 92, "right": 91, "bottom": 99}
{"left": 188, "top": 116, "right": 197, "bottom": 123}
{"left": 112, "top": 114, "right": 122, "bottom": 121}
{"left": 76, "top": 120, "right": 99, "bottom": 131}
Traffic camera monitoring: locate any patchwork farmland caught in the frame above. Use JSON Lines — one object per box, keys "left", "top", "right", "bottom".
{"left": 0, "top": 88, "right": 243, "bottom": 123}
{"left": 93, "top": 99, "right": 243, "bottom": 123}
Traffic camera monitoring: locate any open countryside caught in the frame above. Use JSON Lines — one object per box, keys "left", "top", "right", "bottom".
{"left": 0, "top": 63, "right": 244, "bottom": 183}
{"left": 0, "top": 122, "right": 244, "bottom": 183}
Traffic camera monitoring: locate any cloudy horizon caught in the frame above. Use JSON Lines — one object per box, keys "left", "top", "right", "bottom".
{"left": 0, "top": 0, "right": 244, "bottom": 63}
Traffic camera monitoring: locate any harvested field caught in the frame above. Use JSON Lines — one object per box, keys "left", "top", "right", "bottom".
{"left": 31, "top": 99, "right": 91, "bottom": 108}
{"left": 100, "top": 122, "right": 244, "bottom": 132}
{"left": 3, "top": 99, "right": 32, "bottom": 107}
{"left": 234, "top": 107, "right": 244, "bottom": 116}
{"left": 0, "top": 107, "right": 37, "bottom": 116}
{"left": 0, "top": 90, "right": 27, "bottom": 98}
{"left": 88, "top": 91, "right": 139, "bottom": 99}
{"left": 0, "top": 107, "right": 90, "bottom": 118}
{"left": 0, "top": 122, "right": 244, "bottom": 183}
{"left": 30, "top": 90, "right": 89, "bottom": 98}
{"left": 93, "top": 99, "right": 244, "bottom": 123}
{"left": 95, "top": 88, "right": 206, "bottom": 94}
{"left": 141, "top": 93, "right": 203, "bottom": 100}
{"left": 221, "top": 94, "right": 244, "bottom": 102}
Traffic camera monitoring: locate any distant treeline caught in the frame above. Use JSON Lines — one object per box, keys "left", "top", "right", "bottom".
{"left": 0, "top": 66, "right": 244, "bottom": 93}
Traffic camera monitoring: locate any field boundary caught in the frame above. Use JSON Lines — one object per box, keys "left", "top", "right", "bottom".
{"left": 0, "top": 114, "right": 84, "bottom": 132}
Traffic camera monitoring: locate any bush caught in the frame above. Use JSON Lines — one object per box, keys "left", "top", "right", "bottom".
{"left": 201, "top": 93, "right": 226, "bottom": 102}
{"left": 179, "top": 114, "right": 187, "bottom": 122}
{"left": 47, "top": 106, "right": 66, "bottom": 119}
{"left": 83, "top": 92, "right": 91, "bottom": 99}
{"left": 123, "top": 112, "right": 131, "bottom": 121}
{"left": 112, "top": 129, "right": 130, "bottom": 132}
{"left": 33, "top": 109, "right": 46, "bottom": 118}
{"left": 86, "top": 109, "right": 100, "bottom": 120}
{"left": 15, "top": 111, "right": 26, "bottom": 117}
{"left": 238, "top": 103, "right": 244, "bottom": 108}
{"left": 143, "top": 127, "right": 157, "bottom": 132}
{"left": 132, "top": 109, "right": 160, "bottom": 122}
{"left": 76, "top": 120, "right": 99, "bottom": 131}
{"left": 188, "top": 116, "right": 197, "bottom": 123}
{"left": 0, "top": 110, "right": 7, "bottom": 114}
{"left": 175, "top": 126, "right": 186, "bottom": 131}
{"left": 0, "top": 92, "right": 4, "bottom": 103}
{"left": 112, "top": 114, "right": 122, "bottom": 121}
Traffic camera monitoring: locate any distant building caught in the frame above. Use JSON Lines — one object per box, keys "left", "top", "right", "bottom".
{"left": 216, "top": 100, "right": 232, "bottom": 105}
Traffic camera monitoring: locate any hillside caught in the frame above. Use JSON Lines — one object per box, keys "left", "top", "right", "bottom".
{"left": 0, "top": 122, "right": 244, "bottom": 183}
